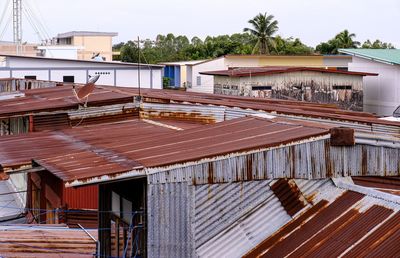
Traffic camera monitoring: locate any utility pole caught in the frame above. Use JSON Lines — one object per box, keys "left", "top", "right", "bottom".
{"left": 137, "top": 36, "right": 141, "bottom": 96}
{"left": 13, "top": 0, "right": 22, "bottom": 55}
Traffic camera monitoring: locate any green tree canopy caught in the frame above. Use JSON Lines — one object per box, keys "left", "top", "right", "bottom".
{"left": 243, "top": 12, "right": 279, "bottom": 54}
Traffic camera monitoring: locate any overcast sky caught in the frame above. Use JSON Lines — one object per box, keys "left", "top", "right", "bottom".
{"left": 1, "top": 0, "right": 399, "bottom": 47}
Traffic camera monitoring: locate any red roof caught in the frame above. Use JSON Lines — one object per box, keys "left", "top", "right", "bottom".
{"left": 200, "top": 66, "right": 378, "bottom": 77}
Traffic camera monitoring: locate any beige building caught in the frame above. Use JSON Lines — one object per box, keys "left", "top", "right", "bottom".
{"left": 0, "top": 41, "right": 37, "bottom": 57}
{"left": 56, "top": 31, "right": 118, "bottom": 61}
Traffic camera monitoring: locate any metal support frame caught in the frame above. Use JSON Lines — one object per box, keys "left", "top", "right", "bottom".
{"left": 12, "top": 0, "right": 22, "bottom": 55}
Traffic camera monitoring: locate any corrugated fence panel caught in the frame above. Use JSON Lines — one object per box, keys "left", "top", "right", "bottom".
{"left": 196, "top": 181, "right": 291, "bottom": 258}
{"left": 147, "top": 182, "right": 195, "bottom": 258}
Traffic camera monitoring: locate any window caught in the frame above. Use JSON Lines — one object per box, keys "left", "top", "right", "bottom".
{"left": 24, "top": 75, "right": 36, "bottom": 80}
{"left": 393, "top": 106, "right": 400, "bottom": 118}
{"left": 63, "top": 76, "right": 75, "bottom": 83}
{"left": 196, "top": 76, "right": 201, "bottom": 86}
{"left": 332, "top": 85, "right": 352, "bottom": 90}
{"left": 252, "top": 86, "right": 272, "bottom": 90}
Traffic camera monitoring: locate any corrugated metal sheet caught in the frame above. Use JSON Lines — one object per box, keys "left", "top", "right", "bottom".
{"left": 243, "top": 178, "right": 400, "bottom": 258}
{"left": 194, "top": 180, "right": 273, "bottom": 246}
{"left": 63, "top": 185, "right": 98, "bottom": 209}
{"left": 0, "top": 225, "right": 97, "bottom": 257}
{"left": 147, "top": 182, "right": 194, "bottom": 258}
{"left": 195, "top": 180, "right": 291, "bottom": 258}
{"left": 142, "top": 102, "right": 225, "bottom": 123}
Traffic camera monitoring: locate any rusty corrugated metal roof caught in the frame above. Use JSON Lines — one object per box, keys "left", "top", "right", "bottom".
{"left": 0, "top": 117, "right": 329, "bottom": 184}
{"left": 0, "top": 225, "right": 97, "bottom": 257}
{"left": 244, "top": 180, "right": 400, "bottom": 258}
{"left": 0, "top": 84, "right": 399, "bottom": 128}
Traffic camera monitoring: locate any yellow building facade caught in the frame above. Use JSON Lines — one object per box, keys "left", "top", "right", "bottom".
{"left": 57, "top": 31, "right": 118, "bottom": 61}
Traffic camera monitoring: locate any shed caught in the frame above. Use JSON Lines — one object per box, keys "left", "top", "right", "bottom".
{"left": 201, "top": 67, "right": 377, "bottom": 111}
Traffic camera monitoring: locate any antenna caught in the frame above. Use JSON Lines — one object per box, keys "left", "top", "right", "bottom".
{"left": 137, "top": 36, "right": 141, "bottom": 97}
{"left": 72, "top": 75, "right": 100, "bottom": 107}
{"left": 13, "top": 0, "right": 22, "bottom": 54}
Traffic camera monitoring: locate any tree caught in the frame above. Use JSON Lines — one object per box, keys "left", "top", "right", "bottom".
{"left": 243, "top": 12, "right": 279, "bottom": 54}
{"left": 316, "top": 30, "right": 360, "bottom": 54}
{"left": 274, "top": 36, "right": 313, "bottom": 55}
{"left": 362, "top": 39, "right": 395, "bottom": 49}
{"left": 335, "top": 30, "right": 360, "bottom": 49}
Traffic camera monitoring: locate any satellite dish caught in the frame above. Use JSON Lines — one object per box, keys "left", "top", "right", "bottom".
{"left": 72, "top": 75, "right": 100, "bottom": 107}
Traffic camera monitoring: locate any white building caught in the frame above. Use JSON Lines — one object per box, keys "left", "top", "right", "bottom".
{"left": 186, "top": 55, "right": 352, "bottom": 94}
{"left": 0, "top": 54, "right": 163, "bottom": 89}
{"left": 340, "top": 49, "right": 400, "bottom": 116}
{"left": 37, "top": 45, "right": 83, "bottom": 59}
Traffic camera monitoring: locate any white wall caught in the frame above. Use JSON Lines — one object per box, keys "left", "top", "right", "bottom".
{"left": 11, "top": 70, "right": 49, "bottom": 80}
{"left": 0, "top": 70, "right": 10, "bottom": 78}
{"left": 88, "top": 70, "right": 115, "bottom": 85}
{"left": 2, "top": 56, "right": 163, "bottom": 89}
{"left": 50, "top": 70, "right": 87, "bottom": 83}
{"left": 152, "top": 69, "right": 162, "bottom": 89}
{"left": 189, "top": 58, "right": 226, "bottom": 94}
{"left": 349, "top": 57, "right": 400, "bottom": 116}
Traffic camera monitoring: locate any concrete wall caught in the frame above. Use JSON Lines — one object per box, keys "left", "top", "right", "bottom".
{"left": 0, "top": 56, "right": 163, "bottom": 89}
{"left": 225, "top": 56, "right": 326, "bottom": 68}
{"left": 73, "top": 36, "right": 114, "bottom": 61}
{"left": 214, "top": 71, "right": 364, "bottom": 111}
{"left": 189, "top": 58, "right": 226, "bottom": 94}
{"left": 349, "top": 57, "right": 400, "bottom": 116}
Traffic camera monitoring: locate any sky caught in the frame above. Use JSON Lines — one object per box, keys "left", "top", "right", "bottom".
{"left": 0, "top": 0, "right": 399, "bottom": 47}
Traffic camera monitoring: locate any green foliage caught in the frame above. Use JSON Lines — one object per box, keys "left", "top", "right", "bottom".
{"left": 114, "top": 14, "right": 396, "bottom": 63}
{"left": 274, "top": 36, "right": 313, "bottom": 55}
{"left": 316, "top": 30, "right": 362, "bottom": 54}
{"left": 162, "top": 77, "right": 171, "bottom": 88}
{"left": 243, "top": 12, "right": 279, "bottom": 54}
{"left": 362, "top": 39, "right": 395, "bottom": 49}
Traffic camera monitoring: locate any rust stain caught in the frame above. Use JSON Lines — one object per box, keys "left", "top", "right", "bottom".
{"left": 246, "top": 154, "right": 253, "bottom": 181}
{"left": 208, "top": 162, "right": 214, "bottom": 184}
{"left": 324, "top": 142, "right": 332, "bottom": 177}
{"left": 362, "top": 146, "right": 368, "bottom": 176}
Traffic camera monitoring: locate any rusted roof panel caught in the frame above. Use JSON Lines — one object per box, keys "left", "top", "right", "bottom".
{"left": 0, "top": 225, "right": 97, "bottom": 257}
{"left": 0, "top": 116, "right": 328, "bottom": 183}
{"left": 0, "top": 84, "right": 399, "bottom": 128}
{"left": 244, "top": 181, "right": 400, "bottom": 258}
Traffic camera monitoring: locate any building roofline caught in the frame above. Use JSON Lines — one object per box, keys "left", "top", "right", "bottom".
{"left": 223, "top": 54, "right": 352, "bottom": 59}
{"left": 57, "top": 31, "right": 118, "bottom": 38}
{"left": 0, "top": 54, "right": 164, "bottom": 68}
{"left": 200, "top": 67, "right": 378, "bottom": 77}
{"left": 339, "top": 49, "right": 400, "bottom": 65}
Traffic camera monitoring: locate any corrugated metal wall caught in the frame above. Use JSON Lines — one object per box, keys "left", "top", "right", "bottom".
{"left": 148, "top": 140, "right": 400, "bottom": 185}
{"left": 147, "top": 182, "right": 195, "bottom": 258}
{"left": 195, "top": 182, "right": 291, "bottom": 257}
{"left": 63, "top": 185, "right": 98, "bottom": 209}
{"left": 147, "top": 180, "right": 294, "bottom": 258}
{"left": 194, "top": 180, "right": 273, "bottom": 247}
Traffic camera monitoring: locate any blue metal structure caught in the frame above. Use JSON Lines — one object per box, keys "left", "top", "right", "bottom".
{"left": 163, "top": 65, "right": 181, "bottom": 88}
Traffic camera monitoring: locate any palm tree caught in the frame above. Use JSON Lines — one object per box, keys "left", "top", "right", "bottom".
{"left": 335, "top": 30, "right": 361, "bottom": 49}
{"left": 244, "top": 12, "right": 279, "bottom": 55}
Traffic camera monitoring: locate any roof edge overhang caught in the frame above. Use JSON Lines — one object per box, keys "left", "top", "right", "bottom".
{"left": 339, "top": 49, "right": 400, "bottom": 66}
{"left": 63, "top": 133, "right": 331, "bottom": 188}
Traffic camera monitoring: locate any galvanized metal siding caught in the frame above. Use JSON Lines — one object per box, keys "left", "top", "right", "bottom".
{"left": 147, "top": 182, "right": 195, "bottom": 258}
{"left": 195, "top": 181, "right": 291, "bottom": 258}
{"left": 148, "top": 141, "right": 400, "bottom": 184}
{"left": 194, "top": 180, "right": 272, "bottom": 247}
